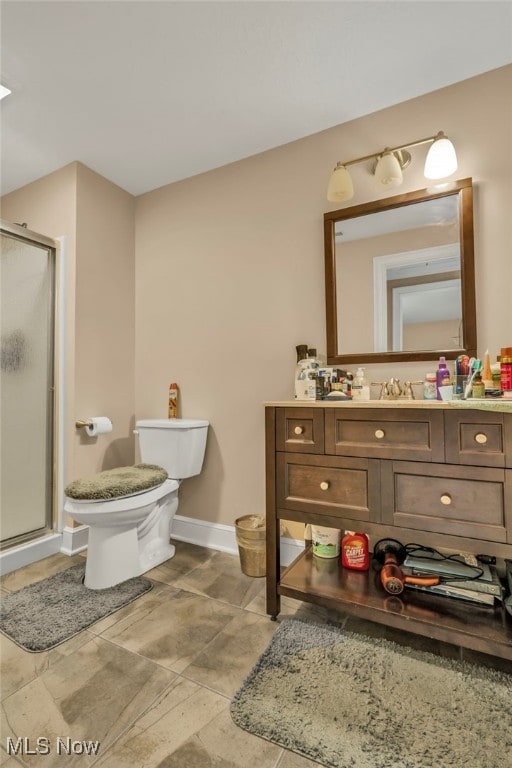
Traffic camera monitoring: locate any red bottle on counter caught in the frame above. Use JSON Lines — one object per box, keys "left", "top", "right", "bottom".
{"left": 341, "top": 532, "right": 370, "bottom": 571}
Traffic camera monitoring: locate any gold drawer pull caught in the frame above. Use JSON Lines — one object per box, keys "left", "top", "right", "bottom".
{"left": 320, "top": 481, "right": 330, "bottom": 491}
{"left": 375, "top": 429, "right": 385, "bottom": 439}
{"left": 440, "top": 494, "right": 452, "bottom": 505}
{"left": 294, "top": 426, "right": 305, "bottom": 435}
{"left": 475, "top": 432, "right": 488, "bottom": 445}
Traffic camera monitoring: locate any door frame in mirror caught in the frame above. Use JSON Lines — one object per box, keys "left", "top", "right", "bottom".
{"left": 324, "top": 177, "right": 476, "bottom": 365}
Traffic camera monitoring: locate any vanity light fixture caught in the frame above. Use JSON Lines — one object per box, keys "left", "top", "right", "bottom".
{"left": 0, "top": 84, "right": 12, "bottom": 100}
{"left": 327, "top": 131, "right": 458, "bottom": 203}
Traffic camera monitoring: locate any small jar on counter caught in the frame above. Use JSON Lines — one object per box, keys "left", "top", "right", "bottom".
{"left": 423, "top": 373, "right": 437, "bottom": 400}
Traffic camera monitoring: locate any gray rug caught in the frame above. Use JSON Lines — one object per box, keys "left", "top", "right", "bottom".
{"left": 0, "top": 564, "right": 152, "bottom": 652}
{"left": 231, "top": 618, "right": 512, "bottom": 768}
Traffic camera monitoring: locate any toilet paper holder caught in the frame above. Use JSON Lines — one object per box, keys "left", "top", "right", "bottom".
{"left": 75, "top": 416, "right": 113, "bottom": 437}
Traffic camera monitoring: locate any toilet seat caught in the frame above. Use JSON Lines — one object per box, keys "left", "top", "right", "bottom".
{"left": 64, "top": 463, "right": 169, "bottom": 502}
{"left": 65, "top": 478, "right": 179, "bottom": 519}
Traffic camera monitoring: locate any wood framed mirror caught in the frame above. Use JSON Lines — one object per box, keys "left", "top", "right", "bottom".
{"left": 324, "top": 178, "right": 476, "bottom": 366}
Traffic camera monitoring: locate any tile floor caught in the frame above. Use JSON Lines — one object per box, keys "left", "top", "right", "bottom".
{"left": 0, "top": 542, "right": 508, "bottom": 768}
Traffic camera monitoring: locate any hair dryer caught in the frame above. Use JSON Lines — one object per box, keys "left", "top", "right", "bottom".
{"left": 373, "top": 539, "right": 440, "bottom": 595}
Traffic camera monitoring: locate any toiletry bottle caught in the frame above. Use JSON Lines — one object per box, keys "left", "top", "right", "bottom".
{"left": 294, "top": 345, "right": 309, "bottom": 400}
{"left": 500, "top": 347, "right": 512, "bottom": 393}
{"left": 471, "top": 371, "right": 485, "bottom": 398}
{"left": 482, "top": 350, "right": 493, "bottom": 390}
{"left": 423, "top": 373, "right": 437, "bottom": 400}
{"left": 351, "top": 368, "right": 370, "bottom": 401}
{"left": 341, "top": 532, "right": 370, "bottom": 571}
{"left": 436, "top": 356, "right": 451, "bottom": 400}
{"left": 294, "top": 348, "right": 316, "bottom": 400}
{"left": 168, "top": 382, "right": 179, "bottom": 418}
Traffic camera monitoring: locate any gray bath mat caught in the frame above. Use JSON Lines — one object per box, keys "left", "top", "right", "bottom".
{"left": 231, "top": 618, "right": 512, "bottom": 768}
{"left": 0, "top": 564, "right": 152, "bottom": 652}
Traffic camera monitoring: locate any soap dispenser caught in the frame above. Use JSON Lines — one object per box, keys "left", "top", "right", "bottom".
{"left": 352, "top": 368, "right": 370, "bottom": 401}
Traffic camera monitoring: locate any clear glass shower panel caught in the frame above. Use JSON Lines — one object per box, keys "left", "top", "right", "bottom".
{"left": 1, "top": 233, "right": 54, "bottom": 545}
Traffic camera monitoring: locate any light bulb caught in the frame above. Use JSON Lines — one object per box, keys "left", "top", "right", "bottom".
{"left": 374, "top": 152, "right": 403, "bottom": 187}
{"left": 327, "top": 164, "right": 354, "bottom": 203}
{"left": 424, "top": 134, "right": 458, "bottom": 179}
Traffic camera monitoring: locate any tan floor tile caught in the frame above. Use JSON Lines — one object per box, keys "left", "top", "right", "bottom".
{"left": 0, "top": 749, "right": 25, "bottom": 768}
{"left": 0, "top": 630, "right": 93, "bottom": 702}
{"left": 157, "top": 707, "right": 283, "bottom": 768}
{"left": 88, "top": 581, "right": 176, "bottom": 635}
{"left": 99, "top": 587, "right": 242, "bottom": 673}
{"left": 0, "top": 555, "right": 84, "bottom": 592}
{"left": 183, "top": 609, "right": 278, "bottom": 697}
{"left": 172, "top": 550, "right": 264, "bottom": 608}
{"left": 1, "top": 635, "right": 176, "bottom": 767}
{"left": 94, "top": 677, "right": 228, "bottom": 768}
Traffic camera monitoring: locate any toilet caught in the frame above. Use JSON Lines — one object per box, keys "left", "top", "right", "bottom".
{"left": 64, "top": 418, "right": 208, "bottom": 589}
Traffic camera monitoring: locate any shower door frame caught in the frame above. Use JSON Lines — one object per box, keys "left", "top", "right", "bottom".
{"left": 0, "top": 221, "right": 57, "bottom": 549}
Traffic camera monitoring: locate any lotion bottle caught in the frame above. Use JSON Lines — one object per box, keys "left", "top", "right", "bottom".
{"left": 435, "top": 356, "right": 451, "bottom": 400}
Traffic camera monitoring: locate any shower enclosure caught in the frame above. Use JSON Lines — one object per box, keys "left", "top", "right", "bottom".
{"left": 0, "top": 222, "right": 56, "bottom": 551}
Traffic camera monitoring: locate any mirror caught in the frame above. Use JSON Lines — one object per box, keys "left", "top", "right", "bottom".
{"left": 324, "top": 178, "right": 476, "bottom": 365}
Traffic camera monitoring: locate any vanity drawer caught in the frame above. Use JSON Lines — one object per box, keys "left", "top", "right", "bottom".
{"left": 276, "top": 408, "right": 324, "bottom": 454}
{"left": 325, "top": 408, "right": 444, "bottom": 462}
{"left": 444, "top": 411, "right": 512, "bottom": 468}
{"left": 381, "top": 461, "right": 512, "bottom": 543}
{"left": 276, "top": 452, "right": 380, "bottom": 522}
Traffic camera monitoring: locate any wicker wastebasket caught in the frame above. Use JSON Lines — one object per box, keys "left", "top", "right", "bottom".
{"left": 235, "top": 515, "right": 266, "bottom": 577}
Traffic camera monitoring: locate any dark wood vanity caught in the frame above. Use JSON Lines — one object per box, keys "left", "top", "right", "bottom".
{"left": 265, "top": 401, "right": 512, "bottom": 660}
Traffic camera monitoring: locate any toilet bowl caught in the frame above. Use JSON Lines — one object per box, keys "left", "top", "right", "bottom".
{"left": 64, "top": 419, "right": 208, "bottom": 589}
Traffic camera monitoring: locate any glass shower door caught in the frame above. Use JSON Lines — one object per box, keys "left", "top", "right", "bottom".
{"left": 0, "top": 226, "right": 55, "bottom": 548}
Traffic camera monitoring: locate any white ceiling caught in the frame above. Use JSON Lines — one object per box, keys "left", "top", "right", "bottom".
{"left": 1, "top": 1, "right": 511, "bottom": 197}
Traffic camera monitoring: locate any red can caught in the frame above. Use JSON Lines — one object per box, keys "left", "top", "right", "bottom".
{"left": 341, "top": 532, "right": 370, "bottom": 571}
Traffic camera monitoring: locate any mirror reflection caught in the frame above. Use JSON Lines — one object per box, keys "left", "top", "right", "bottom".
{"left": 324, "top": 179, "right": 476, "bottom": 365}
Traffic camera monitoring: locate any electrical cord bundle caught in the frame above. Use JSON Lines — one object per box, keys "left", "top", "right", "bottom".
{"left": 372, "top": 539, "right": 487, "bottom": 595}
{"left": 403, "top": 543, "right": 485, "bottom": 584}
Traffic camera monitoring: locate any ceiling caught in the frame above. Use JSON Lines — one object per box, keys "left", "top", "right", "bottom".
{"left": 1, "top": 1, "right": 511, "bottom": 197}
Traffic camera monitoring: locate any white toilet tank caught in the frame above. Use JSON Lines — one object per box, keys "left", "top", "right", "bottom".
{"left": 136, "top": 419, "right": 209, "bottom": 479}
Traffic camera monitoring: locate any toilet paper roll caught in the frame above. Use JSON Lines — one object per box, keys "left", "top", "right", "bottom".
{"left": 85, "top": 417, "right": 113, "bottom": 437}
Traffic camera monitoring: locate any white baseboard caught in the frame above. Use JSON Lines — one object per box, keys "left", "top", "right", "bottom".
{"left": 171, "top": 514, "right": 304, "bottom": 567}
{"left": 0, "top": 533, "right": 63, "bottom": 576}
{"left": 0, "top": 518, "right": 304, "bottom": 577}
{"left": 60, "top": 525, "right": 89, "bottom": 556}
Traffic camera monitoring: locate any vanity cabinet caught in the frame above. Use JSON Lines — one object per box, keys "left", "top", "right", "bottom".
{"left": 266, "top": 402, "right": 512, "bottom": 660}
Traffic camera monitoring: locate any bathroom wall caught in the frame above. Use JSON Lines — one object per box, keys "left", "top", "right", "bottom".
{"left": 74, "top": 163, "right": 136, "bottom": 477}
{"left": 135, "top": 65, "right": 512, "bottom": 534}
{"left": 1, "top": 163, "right": 135, "bottom": 502}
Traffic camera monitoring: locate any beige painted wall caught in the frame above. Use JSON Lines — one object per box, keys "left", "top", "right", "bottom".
{"left": 74, "top": 163, "right": 135, "bottom": 477}
{"left": 135, "top": 65, "right": 512, "bottom": 535}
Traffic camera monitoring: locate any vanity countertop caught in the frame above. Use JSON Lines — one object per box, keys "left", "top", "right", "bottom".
{"left": 264, "top": 398, "right": 512, "bottom": 412}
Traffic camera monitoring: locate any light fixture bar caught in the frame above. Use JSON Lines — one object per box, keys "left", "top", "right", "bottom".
{"left": 327, "top": 131, "right": 457, "bottom": 203}
{"left": 341, "top": 132, "right": 444, "bottom": 169}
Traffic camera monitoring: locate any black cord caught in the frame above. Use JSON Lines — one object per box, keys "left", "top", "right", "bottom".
{"left": 404, "top": 543, "right": 484, "bottom": 582}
